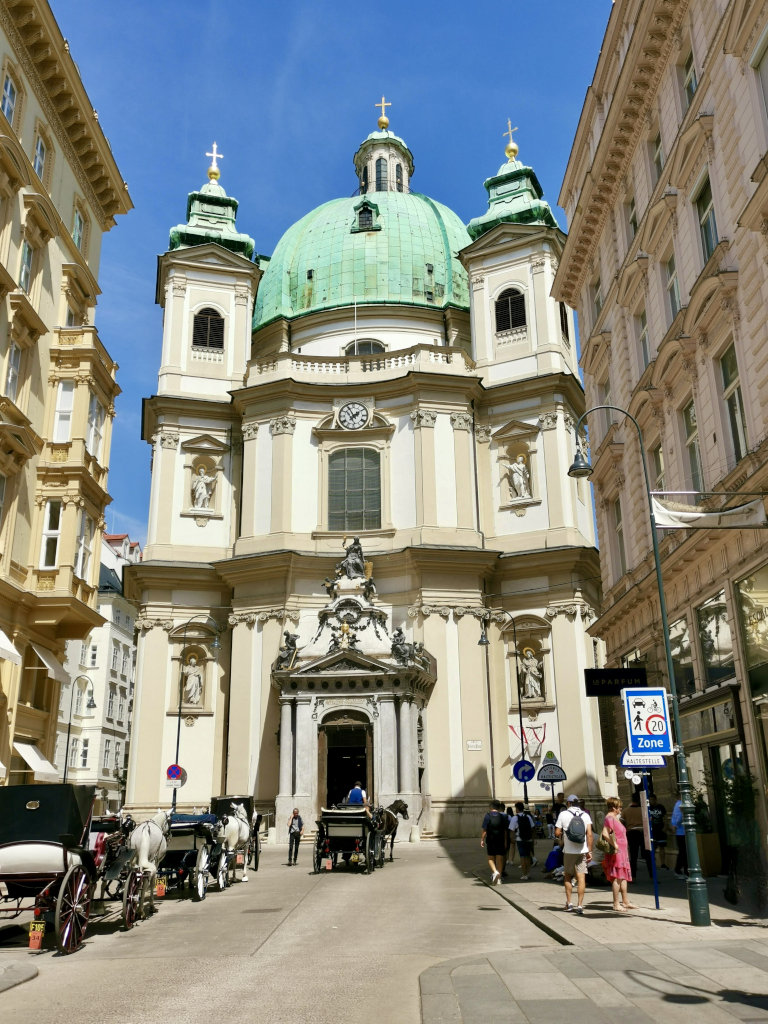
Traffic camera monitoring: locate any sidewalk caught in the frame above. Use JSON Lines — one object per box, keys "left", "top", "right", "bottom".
{"left": 421, "top": 846, "right": 768, "bottom": 1023}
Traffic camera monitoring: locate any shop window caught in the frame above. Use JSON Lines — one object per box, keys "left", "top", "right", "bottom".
{"left": 328, "top": 447, "right": 381, "bottom": 531}
{"left": 696, "top": 591, "right": 734, "bottom": 685}
{"left": 494, "top": 288, "right": 526, "bottom": 333}
{"left": 720, "top": 343, "right": 748, "bottom": 465}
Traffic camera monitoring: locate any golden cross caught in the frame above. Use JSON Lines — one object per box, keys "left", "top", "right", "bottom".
{"left": 206, "top": 142, "right": 224, "bottom": 170}
{"left": 503, "top": 119, "right": 519, "bottom": 145}
{"left": 375, "top": 95, "right": 391, "bottom": 119}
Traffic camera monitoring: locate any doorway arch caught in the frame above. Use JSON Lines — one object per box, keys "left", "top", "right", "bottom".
{"left": 318, "top": 708, "right": 372, "bottom": 808}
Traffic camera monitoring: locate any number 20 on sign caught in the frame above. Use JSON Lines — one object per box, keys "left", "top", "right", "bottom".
{"left": 621, "top": 687, "right": 673, "bottom": 757}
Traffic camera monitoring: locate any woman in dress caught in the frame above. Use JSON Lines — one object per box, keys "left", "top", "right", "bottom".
{"left": 601, "top": 797, "right": 637, "bottom": 911}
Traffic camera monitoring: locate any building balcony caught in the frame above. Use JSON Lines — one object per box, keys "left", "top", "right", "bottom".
{"left": 249, "top": 343, "right": 475, "bottom": 385}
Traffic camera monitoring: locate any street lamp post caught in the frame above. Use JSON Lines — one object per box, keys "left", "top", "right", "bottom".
{"left": 172, "top": 614, "right": 221, "bottom": 812}
{"left": 479, "top": 614, "right": 528, "bottom": 805}
{"left": 63, "top": 675, "right": 96, "bottom": 784}
{"left": 568, "top": 404, "right": 711, "bottom": 927}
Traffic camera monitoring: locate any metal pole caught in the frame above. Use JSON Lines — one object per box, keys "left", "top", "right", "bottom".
{"left": 573, "top": 407, "right": 710, "bottom": 926}
{"left": 510, "top": 617, "right": 529, "bottom": 806}
{"left": 62, "top": 678, "right": 76, "bottom": 784}
{"left": 171, "top": 621, "right": 188, "bottom": 813}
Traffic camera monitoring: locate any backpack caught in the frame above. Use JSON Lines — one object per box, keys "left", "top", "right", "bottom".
{"left": 565, "top": 809, "right": 586, "bottom": 845}
{"left": 485, "top": 811, "right": 507, "bottom": 839}
{"left": 516, "top": 814, "right": 533, "bottom": 841}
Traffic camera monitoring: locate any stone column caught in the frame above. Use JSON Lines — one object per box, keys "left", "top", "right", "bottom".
{"left": 275, "top": 698, "right": 295, "bottom": 845}
{"left": 293, "top": 697, "right": 313, "bottom": 805}
{"left": 398, "top": 697, "right": 413, "bottom": 798}
{"left": 378, "top": 696, "right": 398, "bottom": 805}
{"left": 409, "top": 700, "right": 423, "bottom": 838}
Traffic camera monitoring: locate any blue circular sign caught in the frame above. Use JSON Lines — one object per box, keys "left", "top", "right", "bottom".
{"left": 513, "top": 759, "right": 536, "bottom": 783}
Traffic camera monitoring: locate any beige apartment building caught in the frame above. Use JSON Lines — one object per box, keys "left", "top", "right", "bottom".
{"left": 0, "top": 1, "right": 131, "bottom": 785}
{"left": 553, "top": 0, "right": 768, "bottom": 874}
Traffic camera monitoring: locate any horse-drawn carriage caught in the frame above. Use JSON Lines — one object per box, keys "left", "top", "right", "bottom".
{"left": 0, "top": 783, "right": 98, "bottom": 953}
{"left": 313, "top": 800, "right": 409, "bottom": 875}
{"left": 156, "top": 811, "right": 221, "bottom": 900}
{"left": 210, "top": 794, "right": 255, "bottom": 886}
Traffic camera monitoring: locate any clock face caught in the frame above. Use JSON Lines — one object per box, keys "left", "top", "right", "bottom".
{"left": 338, "top": 402, "right": 368, "bottom": 429}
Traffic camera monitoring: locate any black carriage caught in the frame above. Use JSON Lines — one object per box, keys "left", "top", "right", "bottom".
{"left": 157, "top": 812, "right": 222, "bottom": 899}
{"left": 0, "top": 783, "right": 97, "bottom": 954}
{"left": 313, "top": 806, "right": 382, "bottom": 874}
{"left": 210, "top": 794, "right": 257, "bottom": 881}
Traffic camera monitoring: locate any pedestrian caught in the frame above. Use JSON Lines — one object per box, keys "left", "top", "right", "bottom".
{"left": 509, "top": 802, "right": 535, "bottom": 880}
{"left": 648, "top": 794, "right": 668, "bottom": 870}
{"left": 555, "top": 794, "right": 593, "bottom": 914}
{"left": 670, "top": 798, "right": 687, "bottom": 877}
{"left": 287, "top": 807, "right": 303, "bottom": 865}
{"left": 600, "top": 797, "right": 637, "bottom": 911}
{"left": 545, "top": 808, "right": 555, "bottom": 839}
{"left": 624, "top": 792, "right": 652, "bottom": 878}
{"left": 481, "top": 799, "right": 509, "bottom": 885}
{"left": 552, "top": 792, "right": 566, "bottom": 822}
{"left": 503, "top": 806, "right": 517, "bottom": 875}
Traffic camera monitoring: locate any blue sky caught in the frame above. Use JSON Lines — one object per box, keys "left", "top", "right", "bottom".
{"left": 50, "top": 1, "right": 611, "bottom": 544}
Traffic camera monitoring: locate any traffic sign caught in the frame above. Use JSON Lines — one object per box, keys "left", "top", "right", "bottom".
{"left": 167, "top": 763, "right": 182, "bottom": 780}
{"left": 513, "top": 759, "right": 536, "bottom": 783}
{"left": 537, "top": 762, "right": 567, "bottom": 783}
{"left": 622, "top": 688, "right": 673, "bottom": 756}
{"left": 620, "top": 748, "right": 666, "bottom": 769}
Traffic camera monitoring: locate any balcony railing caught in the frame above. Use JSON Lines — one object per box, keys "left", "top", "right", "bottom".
{"left": 251, "top": 343, "right": 474, "bottom": 383}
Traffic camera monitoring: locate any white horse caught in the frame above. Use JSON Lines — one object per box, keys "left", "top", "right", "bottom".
{"left": 218, "top": 803, "right": 250, "bottom": 886}
{"left": 128, "top": 809, "right": 170, "bottom": 915}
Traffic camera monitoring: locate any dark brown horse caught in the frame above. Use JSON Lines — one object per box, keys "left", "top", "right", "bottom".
{"left": 377, "top": 800, "right": 409, "bottom": 861}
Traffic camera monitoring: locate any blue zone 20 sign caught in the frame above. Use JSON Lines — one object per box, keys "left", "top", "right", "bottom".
{"left": 621, "top": 688, "right": 673, "bottom": 756}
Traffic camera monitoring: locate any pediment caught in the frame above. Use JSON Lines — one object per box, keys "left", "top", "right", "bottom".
{"left": 616, "top": 252, "right": 649, "bottom": 308}
{"left": 668, "top": 114, "right": 714, "bottom": 190}
{"left": 460, "top": 221, "right": 564, "bottom": 265}
{"left": 180, "top": 433, "right": 230, "bottom": 454}
{"left": 683, "top": 264, "right": 738, "bottom": 337}
{"left": 491, "top": 418, "right": 538, "bottom": 444}
{"left": 639, "top": 189, "right": 677, "bottom": 256}
{"left": 293, "top": 649, "right": 395, "bottom": 676}
{"left": 582, "top": 330, "right": 611, "bottom": 377}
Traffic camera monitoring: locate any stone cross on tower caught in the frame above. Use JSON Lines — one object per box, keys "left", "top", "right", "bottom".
{"left": 206, "top": 142, "right": 224, "bottom": 179}
{"left": 503, "top": 119, "right": 519, "bottom": 161}
{"left": 375, "top": 95, "right": 391, "bottom": 129}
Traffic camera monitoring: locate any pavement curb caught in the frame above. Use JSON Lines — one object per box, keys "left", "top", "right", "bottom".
{"left": 0, "top": 960, "right": 38, "bottom": 993}
{"left": 474, "top": 872, "right": 601, "bottom": 948}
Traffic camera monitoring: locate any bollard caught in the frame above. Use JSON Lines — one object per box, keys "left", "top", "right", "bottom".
{"left": 409, "top": 825, "right": 420, "bottom": 843}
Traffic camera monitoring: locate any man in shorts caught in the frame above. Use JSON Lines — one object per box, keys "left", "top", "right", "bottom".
{"left": 555, "top": 794, "right": 593, "bottom": 914}
{"left": 508, "top": 802, "right": 535, "bottom": 880}
{"left": 481, "top": 799, "right": 509, "bottom": 884}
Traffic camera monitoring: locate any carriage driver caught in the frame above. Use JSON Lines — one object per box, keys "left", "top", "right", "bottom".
{"left": 346, "top": 781, "right": 368, "bottom": 806}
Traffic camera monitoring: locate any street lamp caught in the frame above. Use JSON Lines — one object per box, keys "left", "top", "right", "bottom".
{"left": 568, "top": 404, "right": 711, "bottom": 927}
{"left": 172, "top": 614, "right": 221, "bottom": 811}
{"left": 479, "top": 614, "right": 528, "bottom": 805}
{"left": 63, "top": 674, "right": 96, "bottom": 784}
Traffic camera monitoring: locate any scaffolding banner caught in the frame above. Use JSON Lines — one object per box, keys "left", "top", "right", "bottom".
{"left": 652, "top": 496, "right": 767, "bottom": 530}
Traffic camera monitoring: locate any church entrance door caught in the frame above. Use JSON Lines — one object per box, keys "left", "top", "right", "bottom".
{"left": 318, "top": 711, "right": 372, "bottom": 808}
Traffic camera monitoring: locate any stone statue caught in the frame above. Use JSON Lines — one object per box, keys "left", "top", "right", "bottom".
{"left": 520, "top": 647, "right": 543, "bottom": 699}
{"left": 182, "top": 655, "right": 203, "bottom": 705}
{"left": 329, "top": 621, "right": 359, "bottom": 652}
{"left": 192, "top": 466, "right": 216, "bottom": 509}
{"left": 509, "top": 454, "right": 531, "bottom": 499}
{"left": 391, "top": 627, "right": 412, "bottom": 665}
{"left": 336, "top": 536, "right": 366, "bottom": 579}
{"left": 276, "top": 631, "right": 300, "bottom": 669}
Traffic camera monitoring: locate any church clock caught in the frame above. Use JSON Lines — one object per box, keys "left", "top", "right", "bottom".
{"left": 338, "top": 402, "right": 369, "bottom": 429}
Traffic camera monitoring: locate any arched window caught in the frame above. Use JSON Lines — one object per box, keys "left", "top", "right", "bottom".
{"left": 361, "top": 165, "right": 369, "bottom": 193}
{"left": 192, "top": 307, "right": 224, "bottom": 349}
{"left": 395, "top": 164, "right": 403, "bottom": 192}
{"left": 494, "top": 288, "right": 526, "bottom": 333}
{"left": 358, "top": 206, "right": 373, "bottom": 230}
{"left": 328, "top": 448, "right": 381, "bottom": 531}
{"left": 375, "top": 157, "right": 387, "bottom": 192}
{"left": 344, "top": 339, "right": 385, "bottom": 356}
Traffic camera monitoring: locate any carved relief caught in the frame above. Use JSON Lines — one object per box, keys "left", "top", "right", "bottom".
{"left": 538, "top": 412, "right": 558, "bottom": 430}
{"left": 475, "top": 425, "right": 492, "bottom": 443}
{"left": 449, "top": 412, "right": 472, "bottom": 431}
{"left": 159, "top": 431, "right": 179, "bottom": 450}
{"left": 270, "top": 415, "right": 296, "bottom": 436}
{"left": 228, "top": 608, "right": 300, "bottom": 627}
{"left": 410, "top": 409, "right": 437, "bottom": 428}
{"left": 243, "top": 422, "right": 259, "bottom": 440}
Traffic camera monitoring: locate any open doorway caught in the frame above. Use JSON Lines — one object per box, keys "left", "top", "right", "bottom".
{"left": 318, "top": 710, "right": 372, "bottom": 807}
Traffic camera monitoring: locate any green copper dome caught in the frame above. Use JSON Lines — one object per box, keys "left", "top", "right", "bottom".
{"left": 253, "top": 191, "right": 471, "bottom": 328}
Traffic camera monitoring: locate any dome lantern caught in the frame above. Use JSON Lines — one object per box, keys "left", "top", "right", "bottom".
{"left": 353, "top": 97, "right": 415, "bottom": 194}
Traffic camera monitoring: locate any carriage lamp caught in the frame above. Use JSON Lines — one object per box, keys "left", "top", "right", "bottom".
{"left": 568, "top": 404, "right": 711, "bottom": 927}
{"left": 63, "top": 675, "right": 96, "bottom": 783}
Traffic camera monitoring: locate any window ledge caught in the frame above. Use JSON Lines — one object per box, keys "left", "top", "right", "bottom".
{"left": 311, "top": 527, "right": 396, "bottom": 540}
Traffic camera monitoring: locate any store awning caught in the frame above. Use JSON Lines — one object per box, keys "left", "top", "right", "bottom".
{"left": 30, "top": 643, "right": 68, "bottom": 685}
{"left": 13, "top": 741, "right": 59, "bottom": 782}
{"left": 0, "top": 627, "right": 21, "bottom": 665}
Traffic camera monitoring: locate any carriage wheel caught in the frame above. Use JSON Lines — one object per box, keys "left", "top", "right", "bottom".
{"left": 217, "top": 851, "right": 228, "bottom": 891}
{"left": 122, "top": 868, "right": 142, "bottom": 929}
{"left": 313, "top": 840, "right": 323, "bottom": 874}
{"left": 194, "top": 846, "right": 210, "bottom": 901}
{"left": 251, "top": 835, "right": 260, "bottom": 871}
{"left": 55, "top": 865, "right": 92, "bottom": 954}
{"left": 364, "top": 831, "right": 375, "bottom": 874}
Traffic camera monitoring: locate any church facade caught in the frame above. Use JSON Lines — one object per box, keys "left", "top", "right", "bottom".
{"left": 125, "top": 116, "right": 607, "bottom": 836}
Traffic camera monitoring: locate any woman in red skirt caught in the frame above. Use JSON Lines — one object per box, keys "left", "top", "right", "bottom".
{"left": 600, "top": 797, "right": 637, "bottom": 911}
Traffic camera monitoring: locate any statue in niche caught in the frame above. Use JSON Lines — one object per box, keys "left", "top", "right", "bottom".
{"left": 336, "top": 536, "right": 366, "bottom": 579}
{"left": 182, "top": 655, "right": 204, "bottom": 705}
{"left": 192, "top": 465, "right": 216, "bottom": 509}
{"left": 276, "top": 631, "right": 300, "bottom": 669}
{"left": 520, "top": 647, "right": 543, "bottom": 699}
{"left": 508, "top": 454, "right": 532, "bottom": 499}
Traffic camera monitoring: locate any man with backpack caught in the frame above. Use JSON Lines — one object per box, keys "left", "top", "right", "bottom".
{"left": 508, "top": 802, "right": 535, "bottom": 880}
{"left": 480, "top": 799, "right": 509, "bottom": 884}
{"left": 555, "top": 794, "right": 593, "bottom": 914}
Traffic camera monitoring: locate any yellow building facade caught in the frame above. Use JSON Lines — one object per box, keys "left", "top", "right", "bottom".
{"left": 0, "top": 1, "right": 131, "bottom": 784}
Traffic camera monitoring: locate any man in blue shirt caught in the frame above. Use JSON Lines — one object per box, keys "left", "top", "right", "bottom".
{"left": 670, "top": 799, "right": 687, "bottom": 878}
